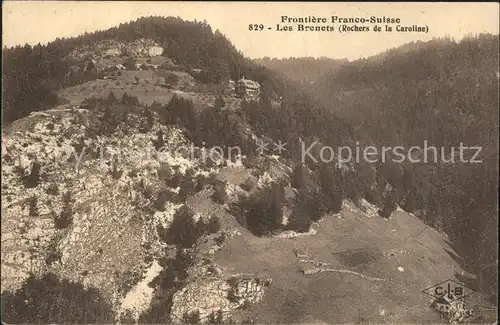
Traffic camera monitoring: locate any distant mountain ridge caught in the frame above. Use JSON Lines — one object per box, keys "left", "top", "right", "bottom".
{"left": 254, "top": 56, "right": 348, "bottom": 85}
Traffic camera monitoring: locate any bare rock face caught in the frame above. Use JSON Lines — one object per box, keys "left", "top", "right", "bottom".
{"left": 226, "top": 277, "right": 272, "bottom": 307}
{"left": 67, "top": 38, "right": 164, "bottom": 60}
{"left": 1, "top": 106, "right": 200, "bottom": 298}
{"left": 127, "top": 38, "right": 164, "bottom": 57}
{"left": 2, "top": 103, "right": 275, "bottom": 322}
{"left": 170, "top": 277, "right": 232, "bottom": 322}
{"left": 170, "top": 274, "right": 272, "bottom": 323}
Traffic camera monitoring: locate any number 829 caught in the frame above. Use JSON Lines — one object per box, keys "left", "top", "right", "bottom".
{"left": 249, "top": 24, "right": 264, "bottom": 31}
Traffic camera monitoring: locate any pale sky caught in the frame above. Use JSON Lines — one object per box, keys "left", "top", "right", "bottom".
{"left": 2, "top": 1, "right": 499, "bottom": 60}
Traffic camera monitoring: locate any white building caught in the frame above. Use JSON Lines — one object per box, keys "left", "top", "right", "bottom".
{"left": 235, "top": 77, "right": 261, "bottom": 100}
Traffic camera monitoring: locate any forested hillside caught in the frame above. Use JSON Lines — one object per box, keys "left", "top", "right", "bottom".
{"left": 2, "top": 16, "right": 497, "bottom": 321}
{"left": 2, "top": 16, "right": 358, "bottom": 163}
{"left": 2, "top": 16, "right": 285, "bottom": 124}
{"left": 255, "top": 56, "right": 348, "bottom": 85}
{"left": 313, "top": 34, "right": 499, "bottom": 298}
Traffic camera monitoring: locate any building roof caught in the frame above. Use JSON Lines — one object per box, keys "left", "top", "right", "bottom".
{"left": 238, "top": 78, "right": 261, "bottom": 90}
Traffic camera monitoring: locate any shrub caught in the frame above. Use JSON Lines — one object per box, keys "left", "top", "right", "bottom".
{"left": 240, "top": 176, "right": 257, "bottom": 192}
{"left": 71, "top": 139, "right": 86, "bottom": 157}
{"left": 153, "top": 189, "right": 180, "bottom": 211}
{"left": 1, "top": 273, "right": 115, "bottom": 323}
{"left": 215, "top": 95, "right": 226, "bottom": 109}
{"left": 205, "top": 216, "right": 221, "bottom": 234}
{"left": 158, "top": 205, "right": 200, "bottom": 248}
{"left": 211, "top": 181, "right": 229, "bottom": 204}
{"left": 46, "top": 183, "right": 59, "bottom": 195}
{"left": 82, "top": 93, "right": 136, "bottom": 136}
{"left": 207, "top": 310, "right": 224, "bottom": 324}
{"left": 291, "top": 162, "right": 311, "bottom": 190}
{"left": 117, "top": 270, "right": 142, "bottom": 294}
{"left": 178, "top": 170, "right": 198, "bottom": 200}
{"left": 28, "top": 196, "right": 39, "bottom": 217}
{"left": 139, "top": 107, "right": 154, "bottom": 134}
{"left": 214, "top": 232, "right": 226, "bottom": 246}
{"left": 23, "top": 162, "right": 41, "bottom": 188}
{"left": 139, "top": 249, "right": 193, "bottom": 323}
{"left": 158, "top": 163, "right": 182, "bottom": 188}
{"left": 152, "top": 130, "right": 165, "bottom": 150}
{"left": 54, "top": 192, "right": 73, "bottom": 229}
{"left": 322, "top": 187, "right": 343, "bottom": 215}
{"left": 45, "top": 234, "right": 62, "bottom": 266}
{"left": 402, "top": 191, "right": 416, "bottom": 213}
{"left": 128, "top": 169, "right": 138, "bottom": 178}
{"left": 182, "top": 311, "right": 201, "bottom": 324}
{"left": 365, "top": 188, "right": 382, "bottom": 206}
{"left": 158, "top": 207, "right": 222, "bottom": 248}
{"left": 123, "top": 58, "right": 137, "bottom": 70}
{"left": 109, "top": 160, "right": 123, "bottom": 180}
{"left": 192, "top": 105, "right": 252, "bottom": 156}
{"left": 194, "top": 173, "right": 212, "bottom": 192}
{"left": 164, "top": 72, "right": 180, "bottom": 85}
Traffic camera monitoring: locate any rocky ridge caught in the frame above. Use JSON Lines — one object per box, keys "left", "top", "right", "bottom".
{"left": 68, "top": 38, "right": 164, "bottom": 61}
{"left": 1, "top": 104, "right": 276, "bottom": 322}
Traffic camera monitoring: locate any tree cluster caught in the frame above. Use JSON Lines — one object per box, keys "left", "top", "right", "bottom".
{"left": 1, "top": 273, "right": 115, "bottom": 323}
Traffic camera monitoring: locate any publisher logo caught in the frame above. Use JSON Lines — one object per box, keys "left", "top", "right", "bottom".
{"left": 422, "top": 279, "right": 476, "bottom": 302}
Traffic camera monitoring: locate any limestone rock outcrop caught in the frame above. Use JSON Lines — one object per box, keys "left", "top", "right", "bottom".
{"left": 170, "top": 274, "right": 272, "bottom": 323}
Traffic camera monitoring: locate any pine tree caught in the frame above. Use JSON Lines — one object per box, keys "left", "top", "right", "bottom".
{"left": 55, "top": 192, "right": 73, "bottom": 229}
{"left": 152, "top": 130, "right": 165, "bottom": 151}
{"left": 107, "top": 91, "right": 117, "bottom": 102}
{"left": 23, "top": 162, "right": 41, "bottom": 188}
{"left": 28, "top": 196, "right": 39, "bottom": 217}
{"left": 291, "top": 162, "right": 309, "bottom": 190}
{"left": 380, "top": 190, "right": 398, "bottom": 219}
{"left": 215, "top": 94, "right": 226, "bottom": 109}
{"left": 160, "top": 205, "right": 200, "bottom": 248}
{"left": 288, "top": 198, "right": 311, "bottom": 233}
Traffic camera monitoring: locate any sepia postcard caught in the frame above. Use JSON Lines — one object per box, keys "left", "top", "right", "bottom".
{"left": 1, "top": 1, "right": 499, "bottom": 324}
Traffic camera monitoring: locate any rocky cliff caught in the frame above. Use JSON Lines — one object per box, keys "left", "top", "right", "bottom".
{"left": 1, "top": 104, "right": 276, "bottom": 323}
{"left": 68, "top": 38, "right": 164, "bottom": 61}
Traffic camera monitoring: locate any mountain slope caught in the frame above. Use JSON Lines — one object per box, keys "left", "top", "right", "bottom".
{"left": 1, "top": 17, "right": 497, "bottom": 325}
{"left": 311, "top": 34, "right": 499, "bottom": 302}
{"left": 2, "top": 16, "right": 284, "bottom": 124}
{"left": 254, "top": 57, "right": 348, "bottom": 86}
{"left": 216, "top": 205, "right": 491, "bottom": 323}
